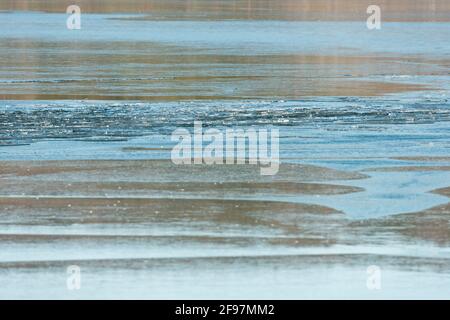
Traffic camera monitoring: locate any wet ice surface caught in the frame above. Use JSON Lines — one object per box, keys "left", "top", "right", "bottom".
{"left": 1, "top": 12, "right": 449, "bottom": 100}
{"left": 1, "top": 12, "right": 450, "bottom": 56}
{"left": 2, "top": 254, "right": 450, "bottom": 299}
{"left": 294, "top": 172, "right": 450, "bottom": 218}
{"left": 1, "top": 97, "right": 450, "bottom": 146}
{"left": 1, "top": 11, "right": 450, "bottom": 299}
{"left": 1, "top": 97, "right": 450, "bottom": 219}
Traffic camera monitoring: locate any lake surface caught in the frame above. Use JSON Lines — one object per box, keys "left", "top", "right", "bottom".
{"left": 0, "top": 11, "right": 449, "bottom": 299}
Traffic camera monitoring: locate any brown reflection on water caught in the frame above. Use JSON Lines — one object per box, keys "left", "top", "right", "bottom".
{"left": 0, "top": 160, "right": 449, "bottom": 298}
{"left": 0, "top": 159, "right": 448, "bottom": 247}
{"left": 0, "top": 39, "right": 441, "bottom": 100}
